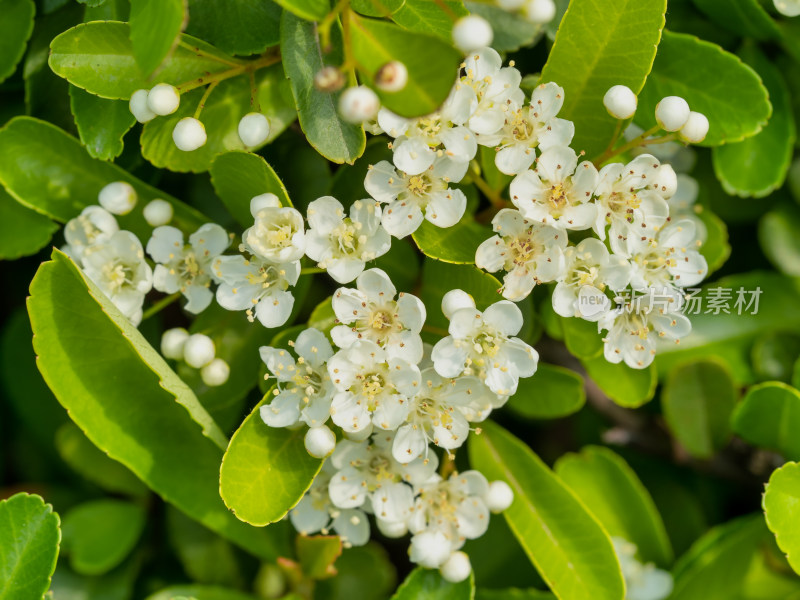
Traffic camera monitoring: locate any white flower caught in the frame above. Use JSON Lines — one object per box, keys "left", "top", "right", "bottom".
{"left": 613, "top": 537, "right": 674, "bottom": 600}
{"left": 460, "top": 48, "right": 524, "bottom": 138}
{"left": 364, "top": 157, "right": 468, "bottom": 237}
{"left": 431, "top": 292, "right": 538, "bottom": 395}
{"left": 146, "top": 223, "right": 229, "bottom": 314}
{"left": 475, "top": 208, "right": 567, "bottom": 301}
{"left": 81, "top": 230, "right": 153, "bottom": 326}
{"left": 242, "top": 194, "right": 305, "bottom": 263}
{"left": 509, "top": 146, "right": 598, "bottom": 230}
{"left": 305, "top": 196, "right": 391, "bottom": 284}
{"left": 64, "top": 206, "right": 119, "bottom": 262}
{"left": 213, "top": 254, "right": 300, "bottom": 328}
{"left": 477, "top": 83, "right": 575, "bottom": 175}
{"left": 331, "top": 268, "right": 426, "bottom": 363}
{"left": 259, "top": 328, "right": 335, "bottom": 429}
{"left": 328, "top": 340, "right": 421, "bottom": 433}
{"left": 552, "top": 238, "right": 631, "bottom": 319}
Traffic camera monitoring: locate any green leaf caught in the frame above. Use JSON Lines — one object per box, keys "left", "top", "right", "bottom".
{"left": 469, "top": 421, "right": 625, "bottom": 600}
{"left": 712, "top": 45, "right": 796, "bottom": 198}
{"left": 210, "top": 151, "right": 292, "bottom": 228}
{"left": 280, "top": 11, "right": 365, "bottom": 164}
{"left": 391, "top": 0, "right": 468, "bottom": 41}
{"left": 696, "top": 206, "right": 730, "bottom": 274}
{"left": 0, "top": 117, "right": 208, "bottom": 239}
{"left": 220, "top": 387, "right": 323, "bottom": 526}
{"left": 764, "top": 461, "right": 800, "bottom": 576}
{"left": 130, "top": 0, "right": 187, "bottom": 76}
{"left": 186, "top": 0, "right": 281, "bottom": 55}
{"left": 68, "top": 85, "right": 136, "bottom": 161}
{"left": 313, "top": 543, "right": 398, "bottom": 600}
{"left": 140, "top": 64, "right": 296, "bottom": 173}
{"left": 691, "top": 0, "right": 780, "bottom": 41}
{"left": 635, "top": 31, "right": 772, "bottom": 147}
{"left": 582, "top": 355, "right": 657, "bottom": 408}
{"left": 308, "top": 296, "right": 337, "bottom": 334}
{"left": 554, "top": 446, "right": 673, "bottom": 566}
{"left": 731, "top": 382, "right": 800, "bottom": 460}
{"left": 27, "top": 251, "right": 282, "bottom": 559}
{"left": 752, "top": 332, "right": 800, "bottom": 383}
{"left": 272, "top": 0, "right": 328, "bottom": 21}
{"left": 477, "top": 590, "right": 555, "bottom": 600}
{"left": 391, "top": 567, "right": 473, "bottom": 600}
{"left": 347, "top": 12, "right": 461, "bottom": 118}
{"left": 296, "top": 535, "right": 343, "bottom": 580}
{"left": 759, "top": 203, "right": 800, "bottom": 277}
{"left": 0, "top": 493, "right": 60, "bottom": 600}
{"left": 661, "top": 359, "right": 736, "bottom": 459}
{"left": 505, "top": 363, "right": 586, "bottom": 420}
{"left": 49, "top": 21, "right": 235, "bottom": 99}
{"left": 146, "top": 585, "right": 259, "bottom": 600}
{"left": 412, "top": 218, "right": 490, "bottom": 265}
{"left": 561, "top": 316, "right": 603, "bottom": 361}
{"left": 539, "top": 0, "right": 667, "bottom": 158}
{"left": 61, "top": 499, "right": 145, "bottom": 576}
{"left": 0, "top": 189, "right": 58, "bottom": 260}
{"left": 464, "top": 2, "right": 545, "bottom": 53}
{"left": 371, "top": 238, "right": 422, "bottom": 293}
{"left": 0, "top": 0, "right": 35, "bottom": 84}
{"left": 351, "top": 0, "right": 404, "bottom": 17}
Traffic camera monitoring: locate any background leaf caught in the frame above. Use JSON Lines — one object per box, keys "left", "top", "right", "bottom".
{"left": 582, "top": 356, "right": 658, "bottom": 408}
{"left": 185, "top": 0, "right": 281, "bottom": 55}
{"left": 0, "top": 189, "right": 58, "bottom": 260}
{"left": 731, "top": 382, "right": 800, "bottom": 460}
{"left": 129, "top": 0, "right": 187, "bottom": 76}
{"left": 390, "top": 567, "right": 473, "bottom": 599}
{"left": 391, "top": 0, "right": 468, "bottom": 40}
{"left": 413, "top": 218, "right": 490, "bottom": 265}
{"left": 759, "top": 203, "right": 800, "bottom": 277}
{"left": 505, "top": 363, "right": 586, "bottom": 420}
{"left": 764, "top": 461, "right": 800, "bottom": 575}
{"left": 272, "top": 0, "right": 328, "bottom": 21}
{"left": 0, "top": 0, "right": 35, "bottom": 84}
{"left": 68, "top": 85, "right": 136, "bottom": 161}
{"left": 691, "top": 0, "right": 780, "bottom": 41}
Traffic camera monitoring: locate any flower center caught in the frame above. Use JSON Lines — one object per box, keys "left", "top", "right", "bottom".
{"left": 407, "top": 174, "right": 430, "bottom": 196}
{"left": 332, "top": 218, "right": 362, "bottom": 255}
{"left": 102, "top": 261, "right": 134, "bottom": 293}
{"left": 265, "top": 223, "right": 295, "bottom": 248}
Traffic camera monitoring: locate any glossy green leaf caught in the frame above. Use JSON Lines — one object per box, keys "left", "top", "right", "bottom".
{"left": 477, "top": 590, "right": 555, "bottom": 600}
{"left": 636, "top": 31, "right": 771, "bottom": 147}
{"left": 210, "top": 151, "right": 292, "bottom": 227}
{"left": 464, "top": 1, "right": 545, "bottom": 52}
{"left": 69, "top": 85, "right": 136, "bottom": 161}
{"left": 0, "top": 493, "right": 60, "bottom": 600}
{"left": 764, "top": 461, "right": 800, "bottom": 575}
{"left": 692, "top": 0, "right": 779, "bottom": 41}
{"left": 0, "top": 117, "right": 208, "bottom": 239}
{"left": 752, "top": 332, "right": 800, "bottom": 383}
{"left": 391, "top": 0, "right": 468, "bottom": 40}
{"left": 696, "top": 206, "right": 730, "bottom": 274}
{"left": 272, "top": 0, "right": 328, "bottom": 21}
{"left": 351, "top": 0, "right": 404, "bottom": 17}
{"left": 555, "top": 446, "right": 673, "bottom": 566}
{"left": 347, "top": 12, "right": 461, "bottom": 118}
{"left": 391, "top": 567, "right": 473, "bottom": 600}
{"left": 759, "top": 203, "right": 800, "bottom": 277}
{"left": 49, "top": 21, "right": 235, "bottom": 99}
{"left": 469, "top": 421, "right": 625, "bottom": 600}
{"left": 0, "top": 189, "right": 58, "bottom": 260}
{"left": 27, "top": 251, "right": 281, "bottom": 559}
{"left": 582, "top": 355, "right": 657, "bottom": 408}
{"left": 731, "top": 382, "right": 800, "bottom": 460}
{"left": 130, "top": 0, "right": 187, "bottom": 75}
{"left": 280, "top": 11, "right": 365, "bottom": 164}
{"left": 712, "top": 45, "right": 795, "bottom": 198}
{"left": 540, "top": 0, "right": 666, "bottom": 158}
{"left": 146, "top": 585, "right": 259, "bottom": 600}
{"left": 296, "top": 535, "right": 343, "bottom": 580}
{"left": 0, "top": 0, "right": 35, "bottom": 84}
{"left": 561, "top": 317, "right": 603, "bottom": 361}
{"left": 141, "top": 64, "right": 296, "bottom": 173}
{"left": 313, "top": 543, "right": 398, "bottom": 600}
{"left": 61, "top": 499, "right": 145, "bottom": 576}
{"left": 506, "top": 363, "right": 586, "bottom": 420}
{"left": 413, "top": 218, "right": 490, "bottom": 265}
{"left": 307, "top": 297, "right": 337, "bottom": 334}
{"left": 186, "top": 0, "right": 281, "bottom": 55}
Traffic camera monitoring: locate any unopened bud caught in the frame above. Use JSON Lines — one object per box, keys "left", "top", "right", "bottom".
{"left": 375, "top": 61, "right": 408, "bottom": 93}
{"left": 314, "top": 66, "right": 346, "bottom": 92}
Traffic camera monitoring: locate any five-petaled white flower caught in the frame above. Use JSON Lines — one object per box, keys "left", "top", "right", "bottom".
{"left": 613, "top": 537, "right": 674, "bottom": 600}
{"left": 460, "top": 48, "right": 524, "bottom": 138}
{"left": 331, "top": 268, "right": 426, "bottom": 364}
{"left": 146, "top": 223, "right": 229, "bottom": 314}
{"left": 243, "top": 193, "right": 305, "bottom": 264}
{"left": 64, "top": 206, "right": 119, "bottom": 262}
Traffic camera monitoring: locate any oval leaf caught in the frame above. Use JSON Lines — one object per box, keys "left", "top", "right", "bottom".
{"left": 0, "top": 189, "right": 58, "bottom": 260}
{"left": 582, "top": 355, "right": 657, "bottom": 408}
{"left": 391, "top": 0, "right": 468, "bottom": 41}
{"left": 764, "top": 461, "right": 800, "bottom": 576}
{"left": 731, "top": 382, "right": 800, "bottom": 460}
{"left": 130, "top": 0, "right": 187, "bottom": 75}
{"left": 185, "top": 0, "right": 281, "bottom": 55}
{"left": 69, "top": 85, "right": 136, "bottom": 161}
{"left": 413, "top": 219, "right": 490, "bottom": 265}
{"left": 391, "top": 567, "right": 473, "bottom": 600}
{"left": 0, "top": 0, "right": 35, "bottom": 84}
{"left": 506, "top": 363, "right": 586, "bottom": 420}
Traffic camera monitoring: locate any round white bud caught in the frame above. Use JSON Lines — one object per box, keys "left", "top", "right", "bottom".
{"left": 201, "top": 358, "right": 230, "bottom": 387}
{"left": 774, "top": 0, "right": 800, "bottom": 17}
{"left": 452, "top": 15, "right": 493, "bottom": 53}
{"left": 375, "top": 61, "right": 409, "bottom": 93}
{"left": 183, "top": 333, "right": 215, "bottom": 368}
{"left": 129, "top": 89, "right": 156, "bottom": 123}
{"left": 376, "top": 518, "right": 408, "bottom": 538}
{"left": 525, "top": 0, "right": 557, "bottom": 23}
{"left": 440, "top": 552, "right": 472, "bottom": 583}
{"left": 173, "top": 118, "right": 207, "bottom": 152}
{"left": 679, "top": 111, "right": 709, "bottom": 144}
{"left": 652, "top": 164, "right": 678, "bottom": 198}
{"left": 304, "top": 425, "right": 336, "bottom": 458}
{"left": 338, "top": 86, "right": 380, "bottom": 124}
{"left": 603, "top": 85, "right": 638, "bottom": 120}
{"left": 486, "top": 480, "right": 514, "bottom": 513}
{"left": 147, "top": 83, "right": 181, "bottom": 116}
{"left": 161, "top": 327, "right": 189, "bottom": 360}
{"left": 143, "top": 199, "right": 174, "bottom": 227}
{"left": 655, "top": 96, "right": 690, "bottom": 132}
{"left": 98, "top": 181, "right": 137, "bottom": 215}
{"left": 314, "top": 66, "right": 346, "bottom": 92}
{"left": 238, "top": 112, "right": 270, "bottom": 147}
{"left": 497, "top": 0, "right": 527, "bottom": 9}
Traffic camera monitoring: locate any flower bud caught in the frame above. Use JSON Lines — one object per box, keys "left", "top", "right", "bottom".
{"left": 173, "top": 117, "right": 207, "bottom": 152}
{"left": 525, "top": 0, "right": 556, "bottom": 23}
{"left": 98, "top": 181, "right": 137, "bottom": 215}
{"left": 652, "top": 164, "right": 678, "bottom": 198}
{"left": 452, "top": 15, "right": 493, "bottom": 53}
{"left": 376, "top": 518, "right": 408, "bottom": 538}
{"left": 238, "top": 112, "right": 270, "bottom": 147}
{"left": 129, "top": 89, "right": 156, "bottom": 123}
{"left": 201, "top": 358, "right": 230, "bottom": 387}
{"left": 774, "top": 0, "right": 800, "bottom": 17}
{"left": 655, "top": 96, "right": 690, "bottom": 132}
{"left": 314, "top": 66, "right": 346, "bottom": 92}
{"left": 338, "top": 85, "right": 380, "bottom": 123}
{"left": 143, "top": 199, "right": 174, "bottom": 227}
{"left": 147, "top": 83, "right": 181, "bottom": 116}
{"left": 486, "top": 480, "right": 514, "bottom": 513}
{"left": 161, "top": 327, "right": 189, "bottom": 360}
{"left": 184, "top": 333, "right": 215, "bottom": 368}
{"left": 304, "top": 425, "right": 336, "bottom": 458}
{"left": 440, "top": 552, "right": 472, "bottom": 583}
{"left": 603, "top": 85, "right": 638, "bottom": 120}
{"left": 250, "top": 193, "right": 282, "bottom": 217}
{"left": 679, "top": 111, "right": 709, "bottom": 144}
{"left": 375, "top": 61, "right": 409, "bottom": 93}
